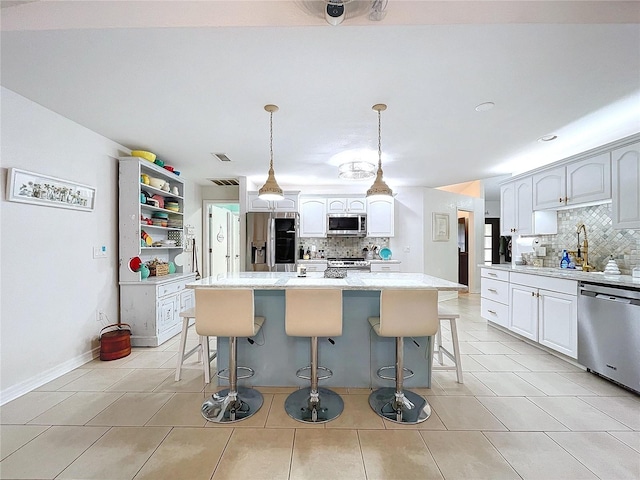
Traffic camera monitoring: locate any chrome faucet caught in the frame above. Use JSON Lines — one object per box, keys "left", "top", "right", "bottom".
{"left": 576, "top": 222, "right": 595, "bottom": 272}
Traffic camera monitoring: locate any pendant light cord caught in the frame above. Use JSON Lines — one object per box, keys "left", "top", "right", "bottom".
{"left": 377, "top": 108, "right": 382, "bottom": 169}
{"left": 269, "top": 110, "right": 274, "bottom": 170}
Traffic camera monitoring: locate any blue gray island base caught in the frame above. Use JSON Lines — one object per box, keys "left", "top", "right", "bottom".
{"left": 215, "top": 290, "right": 434, "bottom": 389}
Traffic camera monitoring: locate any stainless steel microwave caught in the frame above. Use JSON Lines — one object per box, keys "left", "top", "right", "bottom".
{"left": 327, "top": 214, "right": 367, "bottom": 237}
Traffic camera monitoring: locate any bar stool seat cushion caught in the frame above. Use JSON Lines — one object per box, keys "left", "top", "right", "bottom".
{"left": 374, "top": 290, "right": 440, "bottom": 338}
{"left": 196, "top": 289, "right": 262, "bottom": 337}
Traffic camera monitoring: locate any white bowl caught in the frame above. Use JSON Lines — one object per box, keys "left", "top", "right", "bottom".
{"left": 148, "top": 177, "right": 166, "bottom": 190}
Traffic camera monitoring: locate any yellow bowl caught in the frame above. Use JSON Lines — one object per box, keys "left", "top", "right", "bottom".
{"left": 131, "top": 150, "right": 156, "bottom": 162}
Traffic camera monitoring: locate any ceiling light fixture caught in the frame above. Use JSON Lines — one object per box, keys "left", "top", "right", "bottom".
{"left": 475, "top": 102, "right": 495, "bottom": 112}
{"left": 338, "top": 160, "right": 376, "bottom": 180}
{"left": 258, "top": 104, "right": 284, "bottom": 201}
{"left": 538, "top": 134, "right": 558, "bottom": 142}
{"left": 366, "top": 103, "right": 393, "bottom": 198}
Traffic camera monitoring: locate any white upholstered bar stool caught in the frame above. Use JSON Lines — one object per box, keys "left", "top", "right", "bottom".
{"left": 369, "top": 289, "right": 439, "bottom": 424}
{"left": 196, "top": 289, "right": 264, "bottom": 423}
{"left": 432, "top": 307, "right": 464, "bottom": 384}
{"left": 284, "top": 289, "right": 344, "bottom": 423}
{"left": 174, "top": 307, "right": 217, "bottom": 382}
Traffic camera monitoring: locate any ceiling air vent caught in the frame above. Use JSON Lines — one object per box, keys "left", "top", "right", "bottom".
{"left": 209, "top": 178, "right": 239, "bottom": 186}
{"left": 211, "top": 153, "right": 231, "bottom": 162}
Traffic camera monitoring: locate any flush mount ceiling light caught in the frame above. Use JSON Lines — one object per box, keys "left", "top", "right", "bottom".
{"left": 258, "top": 104, "right": 284, "bottom": 201}
{"left": 475, "top": 102, "right": 495, "bottom": 112}
{"left": 538, "top": 134, "right": 558, "bottom": 142}
{"left": 366, "top": 103, "right": 393, "bottom": 198}
{"left": 338, "top": 160, "right": 376, "bottom": 180}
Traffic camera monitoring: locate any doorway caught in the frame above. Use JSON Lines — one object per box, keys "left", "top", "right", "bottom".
{"left": 204, "top": 202, "right": 240, "bottom": 278}
{"left": 457, "top": 213, "right": 469, "bottom": 286}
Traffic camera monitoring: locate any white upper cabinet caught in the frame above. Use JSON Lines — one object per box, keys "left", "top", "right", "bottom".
{"left": 366, "top": 197, "right": 394, "bottom": 237}
{"left": 612, "top": 141, "right": 640, "bottom": 229}
{"left": 532, "top": 166, "right": 565, "bottom": 210}
{"left": 247, "top": 191, "right": 299, "bottom": 212}
{"left": 299, "top": 197, "right": 327, "bottom": 237}
{"left": 501, "top": 178, "right": 533, "bottom": 235}
{"left": 327, "top": 197, "right": 367, "bottom": 214}
{"left": 533, "top": 153, "right": 611, "bottom": 210}
{"left": 502, "top": 177, "right": 556, "bottom": 236}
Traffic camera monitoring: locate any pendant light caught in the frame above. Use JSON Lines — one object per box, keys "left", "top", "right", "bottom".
{"left": 366, "top": 103, "right": 393, "bottom": 198}
{"left": 258, "top": 104, "right": 284, "bottom": 201}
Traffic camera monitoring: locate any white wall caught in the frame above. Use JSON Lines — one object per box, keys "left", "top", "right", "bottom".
{"left": 1, "top": 87, "right": 123, "bottom": 403}
{"left": 0, "top": 88, "right": 203, "bottom": 403}
{"left": 388, "top": 188, "right": 424, "bottom": 272}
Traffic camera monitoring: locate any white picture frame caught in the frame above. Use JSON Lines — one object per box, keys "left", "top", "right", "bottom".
{"left": 6, "top": 168, "right": 96, "bottom": 212}
{"left": 432, "top": 212, "right": 450, "bottom": 241}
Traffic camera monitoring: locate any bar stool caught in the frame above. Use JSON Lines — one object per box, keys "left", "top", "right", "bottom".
{"left": 432, "top": 307, "right": 464, "bottom": 384}
{"left": 196, "top": 289, "right": 264, "bottom": 423}
{"left": 174, "top": 307, "right": 217, "bottom": 382}
{"left": 368, "top": 289, "right": 439, "bottom": 424}
{"left": 284, "top": 289, "right": 344, "bottom": 423}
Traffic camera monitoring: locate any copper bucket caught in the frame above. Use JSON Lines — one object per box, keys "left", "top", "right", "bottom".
{"left": 99, "top": 323, "right": 132, "bottom": 361}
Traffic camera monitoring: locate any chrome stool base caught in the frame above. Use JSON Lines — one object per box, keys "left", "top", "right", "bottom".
{"left": 368, "top": 387, "right": 431, "bottom": 424}
{"left": 284, "top": 387, "right": 344, "bottom": 423}
{"left": 201, "top": 386, "right": 263, "bottom": 423}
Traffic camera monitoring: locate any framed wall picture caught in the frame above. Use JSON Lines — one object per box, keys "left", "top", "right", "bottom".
{"left": 6, "top": 168, "right": 96, "bottom": 211}
{"left": 432, "top": 212, "right": 450, "bottom": 241}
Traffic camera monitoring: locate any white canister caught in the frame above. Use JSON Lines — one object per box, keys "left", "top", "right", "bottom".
{"left": 297, "top": 265, "right": 307, "bottom": 277}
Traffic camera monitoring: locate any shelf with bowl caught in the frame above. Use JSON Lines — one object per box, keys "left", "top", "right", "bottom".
{"left": 140, "top": 183, "right": 183, "bottom": 200}
{"left": 141, "top": 246, "right": 183, "bottom": 250}
{"left": 139, "top": 223, "right": 183, "bottom": 231}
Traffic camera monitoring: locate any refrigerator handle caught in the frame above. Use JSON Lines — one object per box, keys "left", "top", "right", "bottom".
{"left": 269, "top": 216, "right": 275, "bottom": 268}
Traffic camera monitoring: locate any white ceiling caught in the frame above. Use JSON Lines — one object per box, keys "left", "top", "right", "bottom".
{"left": 2, "top": 1, "right": 639, "bottom": 199}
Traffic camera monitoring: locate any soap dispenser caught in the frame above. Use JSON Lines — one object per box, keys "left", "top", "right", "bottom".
{"left": 560, "top": 249, "right": 570, "bottom": 269}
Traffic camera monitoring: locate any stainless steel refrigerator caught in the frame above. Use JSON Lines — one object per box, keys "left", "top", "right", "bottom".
{"left": 246, "top": 212, "right": 299, "bottom": 272}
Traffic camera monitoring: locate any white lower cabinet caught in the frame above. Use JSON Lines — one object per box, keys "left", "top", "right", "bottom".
{"left": 300, "top": 262, "right": 327, "bottom": 273}
{"left": 120, "top": 273, "right": 196, "bottom": 347}
{"left": 509, "top": 272, "right": 578, "bottom": 358}
{"left": 538, "top": 290, "right": 577, "bottom": 358}
{"left": 509, "top": 283, "right": 539, "bottom": 341}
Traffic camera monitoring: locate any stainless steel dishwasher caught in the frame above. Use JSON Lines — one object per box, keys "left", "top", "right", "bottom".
{"left": 577, "top": 282, "right": 640, "bottom": 393}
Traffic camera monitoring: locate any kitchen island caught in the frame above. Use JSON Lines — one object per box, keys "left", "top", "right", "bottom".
{"left": 187, "top": 272, "right": 466, "bottom": 388}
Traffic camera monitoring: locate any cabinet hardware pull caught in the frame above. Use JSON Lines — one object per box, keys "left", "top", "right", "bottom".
{"left": 487, "top": 310, "right": 497, "bottom": 315}
{"left": 531, "top": 291, "right": 535, "bottom": 297}
{"left": 488, "top": 272, "right": 497, "bottom": 276}
{"left": 488, "top": 288, "right": 498, "bottom": 293}
{"left": 565, "top": 197, "right": 569, "bottom": 203}
{"left": 559, "top": 197, "right": 563, "bottom": 203}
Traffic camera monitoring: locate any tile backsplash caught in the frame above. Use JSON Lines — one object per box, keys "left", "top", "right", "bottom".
{"left": 536, "top": 203, "right": 640, "bottom": 274}
{"left": 298, "top": 237, "right": 389, "bottom": 259}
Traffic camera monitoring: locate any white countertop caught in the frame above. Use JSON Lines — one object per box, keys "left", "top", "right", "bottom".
{"left": 481, "top": 264, "right": 640, "bottom": 289}
{"left": 296, "top": 259, "right": 401, "bottom": 264}
{"left": 187, "top": 271, "right": 465, "bottom": 291}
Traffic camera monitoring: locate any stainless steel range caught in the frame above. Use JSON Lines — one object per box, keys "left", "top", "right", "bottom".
{"left": 327, "top": 257, "right": 370, "bottom": 271}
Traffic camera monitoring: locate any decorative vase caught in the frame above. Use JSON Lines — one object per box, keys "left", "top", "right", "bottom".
{"left": 138, "top": 264, "right": 150, "bottom": 279}
{"left": 168, "top": 262, "right": 176, "bottom": 274}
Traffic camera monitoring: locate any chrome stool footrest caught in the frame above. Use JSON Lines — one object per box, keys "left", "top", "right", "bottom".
{"left": 295, "top": 365, "right": 333, "bottom": 381}
{"left": 217, "top": 366, "right": 255, "bottom": 381}
{"left": 376, "top": 365, "right": 414, "bottom": 382}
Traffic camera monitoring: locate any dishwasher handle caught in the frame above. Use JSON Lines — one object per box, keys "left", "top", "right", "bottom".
{"left": 595, "top": 293, "right": 632, "bottom": 304}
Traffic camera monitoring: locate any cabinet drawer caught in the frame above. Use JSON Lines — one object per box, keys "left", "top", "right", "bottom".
{"left": 481, "top": 268, "right": 509, "bottom": 282}
{"left": 481, "top": 298, "right": 509, "bottom": 328}
{"left": 370, "top": 263, "right": 400, "bottom": 272}
{"left": 510, "top": 272, "right": 577, "bottom": 296}
{"left": 481, "top": 278, "right": 509, "bottom": 304}
{"left": 157, "top": 280, "right": 185, "bottom": 298}
{"left": 304, "top": 264, "right": 327, "bottom": 273}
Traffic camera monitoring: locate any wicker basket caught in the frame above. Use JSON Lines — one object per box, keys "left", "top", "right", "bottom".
{"left": 149, "top": 263, "right": 169, "bottom": 276}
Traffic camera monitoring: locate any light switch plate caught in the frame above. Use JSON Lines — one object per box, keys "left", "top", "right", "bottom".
{"left": 93, "top": 245, "right": 107, "bottom": 258}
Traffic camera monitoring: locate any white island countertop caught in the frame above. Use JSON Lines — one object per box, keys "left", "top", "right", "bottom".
{"left": 187, "top": 271, "right": 466, "bottom": 291}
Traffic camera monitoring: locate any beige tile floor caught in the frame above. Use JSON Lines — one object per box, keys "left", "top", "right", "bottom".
{"left": 1, "top": 293, "right": 639, "bottom": 479}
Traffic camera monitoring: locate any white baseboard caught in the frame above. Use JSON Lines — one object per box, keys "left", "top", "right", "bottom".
{"left": 0, "top": 347, "right": 100, "bottom": 406}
